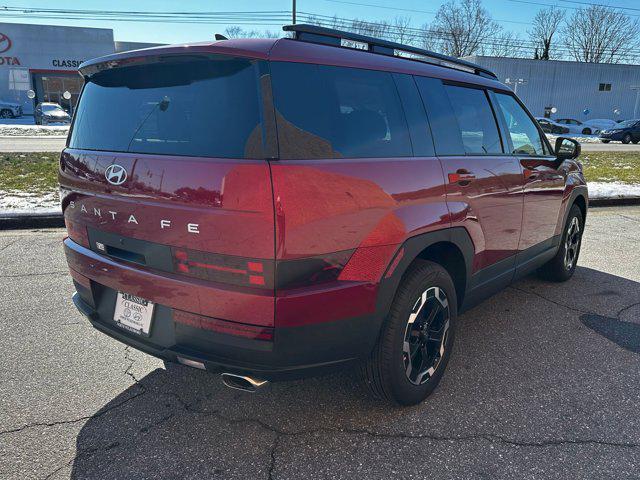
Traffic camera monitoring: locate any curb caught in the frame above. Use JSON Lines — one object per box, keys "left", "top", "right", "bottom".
{"left": 0, "top": 212, "right": 64, "bottom": 230}
{"left": 590, "top": 197, "right": 640, "bottom": 207}
{"left": 2, "top": 198, "right": 639, "bottom": 231}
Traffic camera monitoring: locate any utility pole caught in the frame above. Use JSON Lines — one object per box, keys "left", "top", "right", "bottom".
{"left": 292, "top": 0, "right": 296, "bottom": 24}
{"left": 632, "top": 85, "right": 640, "bottom": 119}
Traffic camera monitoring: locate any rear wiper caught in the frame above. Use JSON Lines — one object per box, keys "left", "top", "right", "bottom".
{"left": 126, "top": 96, "right": 171, "bottom": 151}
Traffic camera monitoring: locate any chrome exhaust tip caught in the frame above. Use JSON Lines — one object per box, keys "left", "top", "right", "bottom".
{"left": 220, "top": 373, "right": 268, "bottom": 392}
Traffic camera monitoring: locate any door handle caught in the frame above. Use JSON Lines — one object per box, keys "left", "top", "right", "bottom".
{"left": 448, "top": 170, "right": 475, "bottom": 185}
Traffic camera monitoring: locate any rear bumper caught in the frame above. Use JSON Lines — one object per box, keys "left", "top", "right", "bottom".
{"left": 65, "top": 238, "right": 383, "bottom": 381}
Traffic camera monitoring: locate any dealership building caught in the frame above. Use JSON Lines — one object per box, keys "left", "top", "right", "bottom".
{"left": 465, "top": 55, "right": 640, "bottom": 121}
{"left": 0, "top": 22, "right": 161, "bottom": 115}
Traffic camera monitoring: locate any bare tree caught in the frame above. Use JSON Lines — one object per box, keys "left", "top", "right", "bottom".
{"left": 223, "top": 26, "right": 279, "bottom": 39}
{"left": 529, "top": 7, "right": 565, "bottom": 60}
{"left": 563, "top": 5, "right": 640, "bottom": 63}
{"left": 430, "top": 0, "right": 501, "bottom": 57}
{"left": 489, "top": 31, "right": 525, "bottom": 58}
{"left": 350, "top": 18, "right": 391, "bottom": 39}
{"left": 389, "top": 16, "right": 416, "bottom": 45}
{"left": 418, "top": 23, "right": 438, "bottom": 51}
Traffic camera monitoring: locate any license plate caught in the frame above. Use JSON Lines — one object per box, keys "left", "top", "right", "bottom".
{"left": 113, "top": 292, "right": 155, "bottom": 336}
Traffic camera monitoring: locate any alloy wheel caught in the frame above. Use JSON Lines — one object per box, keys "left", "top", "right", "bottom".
{"left": 563, "top": 217, "right": 581, "bottom": 270}
{"left": 402, "top": 287, "right": 450, "bottom": 385}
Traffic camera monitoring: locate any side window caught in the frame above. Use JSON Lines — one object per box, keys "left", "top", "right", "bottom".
{"left": 392, "top": 74, "right": 434, "bottom": 157}
{"left": 270, "top": 62, "right": 412, "bottom": 159}
{"left": 414, "top": 76, "right": 464, "bottom": 156}
{"left": 443, "top": 85, "right": 503, "bottom": 155}
{"left": 495, "top": 93, "right": 547, "bottom": 156}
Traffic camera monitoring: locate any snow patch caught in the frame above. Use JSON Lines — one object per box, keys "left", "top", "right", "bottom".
{"left": 588, "top": 182, "right": 640, "bottom": 199}
{"left": 0, "top": 190, "right": 61, "bottom": 214}
{"left": 0, "top": 124, "right": 69, "bottom": 137}
{"left": 547, "top": 134, "right": 601, "bottom": 144}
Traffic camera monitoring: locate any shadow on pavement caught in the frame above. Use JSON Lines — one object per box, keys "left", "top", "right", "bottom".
{"left": 69, "top": 266, "right": 640, "bottom": 478}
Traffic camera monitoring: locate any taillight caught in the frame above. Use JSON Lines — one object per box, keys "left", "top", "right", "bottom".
{"left": 172, "top": 248, "right": 273, "bottom": 289}
{"left": 173, "top": 310, "right": 274, "bottom": 341}
{"left": 65, "top": 218, "right": 89, "bottom": 248}
{"left": 275, "top": 250, "right": 354, "bottom": 289}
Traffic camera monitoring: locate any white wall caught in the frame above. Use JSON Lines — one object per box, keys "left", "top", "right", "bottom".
{"left": 0, "top": 22, "right": 115, "bottom": 114}
{"left": 465, "top": 56, "right": 640, "bottom": 121}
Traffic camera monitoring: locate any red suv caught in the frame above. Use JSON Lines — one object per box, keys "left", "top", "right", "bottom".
{"left": 61, "top": 25, "right": 587, "bottom": 405}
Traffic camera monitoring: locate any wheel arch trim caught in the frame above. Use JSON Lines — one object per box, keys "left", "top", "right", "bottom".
{"left": 375, "top": 227, "right": 475, "bottom": 318}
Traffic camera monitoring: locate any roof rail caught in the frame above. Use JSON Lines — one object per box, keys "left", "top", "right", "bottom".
{"left": 282, "top": 24, "right": 497, "bottom": 80}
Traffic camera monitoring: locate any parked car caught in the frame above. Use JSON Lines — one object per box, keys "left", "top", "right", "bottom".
{"left": 34, "top": 102, "right": 71, "bottom": 125}
{"left": 599, "top": 119, "right": 640, "bottom": 144}
{"left": 584, "top": 118, "right": 618, "bottom": 131}
{"left": 0, "top": 100, "right": 22, "bottom": 118}
{"left": 535, "top": 117, "right": 569, "bottom": 134}
{"left": 554, "top": 118, "right": 610, "bottom": 135}
{"left": 60, "top": 24, "right": 587, "bottom": 406}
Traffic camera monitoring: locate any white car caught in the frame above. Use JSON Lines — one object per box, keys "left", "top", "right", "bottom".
{"left": 584, "top": 118, "right": 618, "bottom": 131}
{"left": 553, "top": 118, "right": 613, "bottom": 135}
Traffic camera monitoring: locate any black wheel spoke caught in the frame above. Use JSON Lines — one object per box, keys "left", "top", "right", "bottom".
{"left": 402, "top": 287, "right": 450, "bottom": 386}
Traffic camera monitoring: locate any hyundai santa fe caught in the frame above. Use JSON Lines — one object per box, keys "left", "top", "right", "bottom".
{"left": 61, "top": 24, "right": 587, "bottom": 406}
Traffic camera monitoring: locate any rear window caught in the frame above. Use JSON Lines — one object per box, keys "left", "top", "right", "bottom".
{"left": 270, "top": 62, "right": 412, "bottom": 159}
{"left": 69, "top": 56, "right": 263, "bottom": 158}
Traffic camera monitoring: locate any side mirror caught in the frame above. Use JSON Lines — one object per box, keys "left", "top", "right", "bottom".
{"left": 555, "top": 137, "right": 581, "bottom": 160}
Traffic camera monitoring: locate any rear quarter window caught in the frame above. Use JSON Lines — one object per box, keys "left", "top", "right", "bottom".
{"left": 69, "top": 56, "right": 263, "bottom": 158}
{"left": 270, "top": 62, "right": 412, "bottom": 159}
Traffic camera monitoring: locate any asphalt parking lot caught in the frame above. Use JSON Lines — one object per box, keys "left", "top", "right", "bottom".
{"left": 1, "top": 206, "right": 639, "bottom": 479}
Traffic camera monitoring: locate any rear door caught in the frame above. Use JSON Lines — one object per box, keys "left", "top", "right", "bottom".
{"left": 416, "top": 77, "right": 524, "bottom": 274}
{"left": 492, "top": 92, "right": 565, "bottom": 254}
{"left": 60, "top": 54, "right": 277, "bottom": 326}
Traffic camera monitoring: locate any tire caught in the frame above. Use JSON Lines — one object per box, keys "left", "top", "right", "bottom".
{"left": 361, "top": 260, "right": 457, "bottom": 406}
{"left": 163, "top": 359, "right": 180, "bottom": 371}
{"left": 622, "top": 134, "right": 632, "bottom": 144}
{"left": 582, "top": 128, "right": 592, "bottom": 135}
{"left": 0, "top": 109, "right": 12, "bottom": 119}
{"left": 538, "top": 205, "right": 584, "bottom": 282}
{"left": 633, "top": 139, "right": 639, "bottom": 145}
{"left": 601, "top": 139, "right": 610, "bottom": 143}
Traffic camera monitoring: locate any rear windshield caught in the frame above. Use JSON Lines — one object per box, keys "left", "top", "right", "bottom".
{"left": 69, "top": 56, "right": 263, "bottom": 158}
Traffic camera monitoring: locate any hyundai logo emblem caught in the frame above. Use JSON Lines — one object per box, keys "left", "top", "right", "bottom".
{"left": 105, "top": 164, "right": 128, "bottom": 186}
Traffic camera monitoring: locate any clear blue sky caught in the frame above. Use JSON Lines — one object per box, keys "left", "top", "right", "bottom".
{"left": 0, "top": 0, "right": 636, "bottom": 44}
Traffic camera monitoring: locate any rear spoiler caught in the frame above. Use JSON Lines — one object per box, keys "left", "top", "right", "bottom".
{"left": 78, "top": 43, "right": 240, "bottom": 77}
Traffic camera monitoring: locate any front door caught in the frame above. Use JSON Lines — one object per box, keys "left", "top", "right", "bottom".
{"left": 492, "top": 93, "right": 565, "bottom": 252}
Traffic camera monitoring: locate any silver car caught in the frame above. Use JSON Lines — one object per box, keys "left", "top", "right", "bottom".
{"left": 34, "top": 102, "right": 71, "bottom": 125}
{"left": 0, "top": 100, "right": 22, "bottom": 118}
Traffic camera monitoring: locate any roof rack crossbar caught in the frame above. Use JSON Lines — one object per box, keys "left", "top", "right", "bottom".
{"left": 282, "top": 24, "right": 497, "bottom": 79}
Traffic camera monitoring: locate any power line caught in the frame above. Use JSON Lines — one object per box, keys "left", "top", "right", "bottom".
{"left": 557, "top": 0, "right": 640, "bottom": 13}
{"left": 506, "top": 0, "right": 640, "bottom": 17}
{"left": 320, "top": 0, "right": 532, "bottom": 25}
{"left": 1, "top": 5, "right": 638, "bottom": 61}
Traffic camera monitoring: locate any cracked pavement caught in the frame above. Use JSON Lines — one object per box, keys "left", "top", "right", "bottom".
{"left": 1, "top": 206, "right": 639, "bottom": 479}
